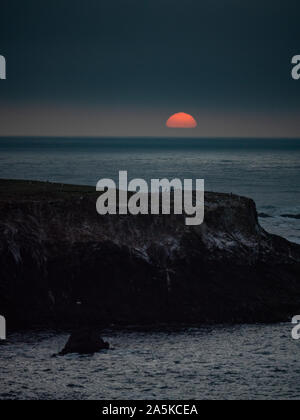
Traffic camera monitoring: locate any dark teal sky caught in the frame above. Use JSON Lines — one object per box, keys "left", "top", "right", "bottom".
{"left": 0, "top": 0, "right": 300, "bottom": 136}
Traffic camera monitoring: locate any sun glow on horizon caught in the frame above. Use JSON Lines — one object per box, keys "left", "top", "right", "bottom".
{"left": 166, "top": 112, "right": 197, "bottom": 128}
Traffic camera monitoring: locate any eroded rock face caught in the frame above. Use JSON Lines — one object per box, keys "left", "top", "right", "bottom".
{"left": 0, "top": 180, "right": 300, "bottom": 328}
{"left": 59, "top": 329, "right": 109, "bottom": 355}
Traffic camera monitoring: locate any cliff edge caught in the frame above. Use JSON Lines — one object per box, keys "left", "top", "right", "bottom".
{"left": 0, "top": 179, "right": 300, "bottom": 328}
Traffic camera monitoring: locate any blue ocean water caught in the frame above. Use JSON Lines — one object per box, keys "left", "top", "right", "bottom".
{"left": 1, "top": 324, "right": 300, "bottom": 400}
{"left": 0, "top": 139, "right": 300, "bottom": 401}
{"left": 0, "top": 137, "right": 299, "bottom": 243}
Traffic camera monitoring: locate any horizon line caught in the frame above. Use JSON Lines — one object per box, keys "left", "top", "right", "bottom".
{"left": 1, "top": 135, "right": 300, "bottom": 140}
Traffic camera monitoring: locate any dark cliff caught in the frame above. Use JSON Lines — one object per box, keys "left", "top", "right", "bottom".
{"left": 0, "top": 179, "right": 300, "bottom": 329}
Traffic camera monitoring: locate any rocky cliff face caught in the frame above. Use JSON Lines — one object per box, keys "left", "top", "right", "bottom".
{"left": 0, "top": 180, "right": 300, "bottom": 328}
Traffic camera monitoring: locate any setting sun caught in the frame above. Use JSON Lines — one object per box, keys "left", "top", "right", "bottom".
{"left": 166, "top": 112, "right": 197, "bottom": 128}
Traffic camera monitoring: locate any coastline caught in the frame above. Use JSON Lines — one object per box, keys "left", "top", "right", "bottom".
{"left": 0, "top": 179, "right": 300, "bottom": 330}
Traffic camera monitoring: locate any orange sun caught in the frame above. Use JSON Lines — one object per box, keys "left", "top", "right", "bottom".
{"left": 166, "top": 112, "right": 197, "bottom": 128}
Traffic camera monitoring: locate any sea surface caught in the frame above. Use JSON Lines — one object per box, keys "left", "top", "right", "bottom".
{"left": 0, "top": 137, "right": 300, "bottom": 400}
{"left": 0, "top": 137, "right": 299, "bottom": 243}
{"left": 0, "top": 324, "right": 300, "bottom": 400}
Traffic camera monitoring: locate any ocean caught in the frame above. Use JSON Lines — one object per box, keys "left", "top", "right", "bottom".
{"left": 1, "top": 324, "right": 300, "bottom": 400}
{"left": 0, "top": 137, "right": 300, "bottom": 400}
{"left": 0, "top": 137, "right": 299, "bottom": 243}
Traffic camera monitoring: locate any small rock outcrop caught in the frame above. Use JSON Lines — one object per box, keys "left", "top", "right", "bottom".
{"left": 258, "top": 213, "right": 272, "bottom": 218}
{"left": 281, "top": 214, "right": 300, "bottom": 220}
{"left": 59, "top": 329, "right": 109, "bottom": 355}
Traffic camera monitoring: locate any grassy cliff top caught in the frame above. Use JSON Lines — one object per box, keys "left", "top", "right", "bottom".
{"left": 0, "top": 178, "right": 250, "bottom": 209}
{"left": 0, "top": 179, "right": 97, "bottom": 202}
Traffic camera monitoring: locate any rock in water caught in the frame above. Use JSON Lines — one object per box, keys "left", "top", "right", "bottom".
{"left": 258, "top": 212, "right": 272, "bottom": 218}
{"left": 59, "top": 329, "right": 109, "bottom": 355}
{"left": 281, "top": 214, "right": 300, "bottom": 219}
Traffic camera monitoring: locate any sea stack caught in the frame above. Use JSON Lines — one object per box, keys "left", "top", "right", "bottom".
{"left": 59, "top": 329, "right": 110, "bottom": 355}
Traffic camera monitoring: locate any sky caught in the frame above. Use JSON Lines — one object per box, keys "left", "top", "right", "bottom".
{"left": 0, "top": 0, "right": 300, "bottom": 137}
